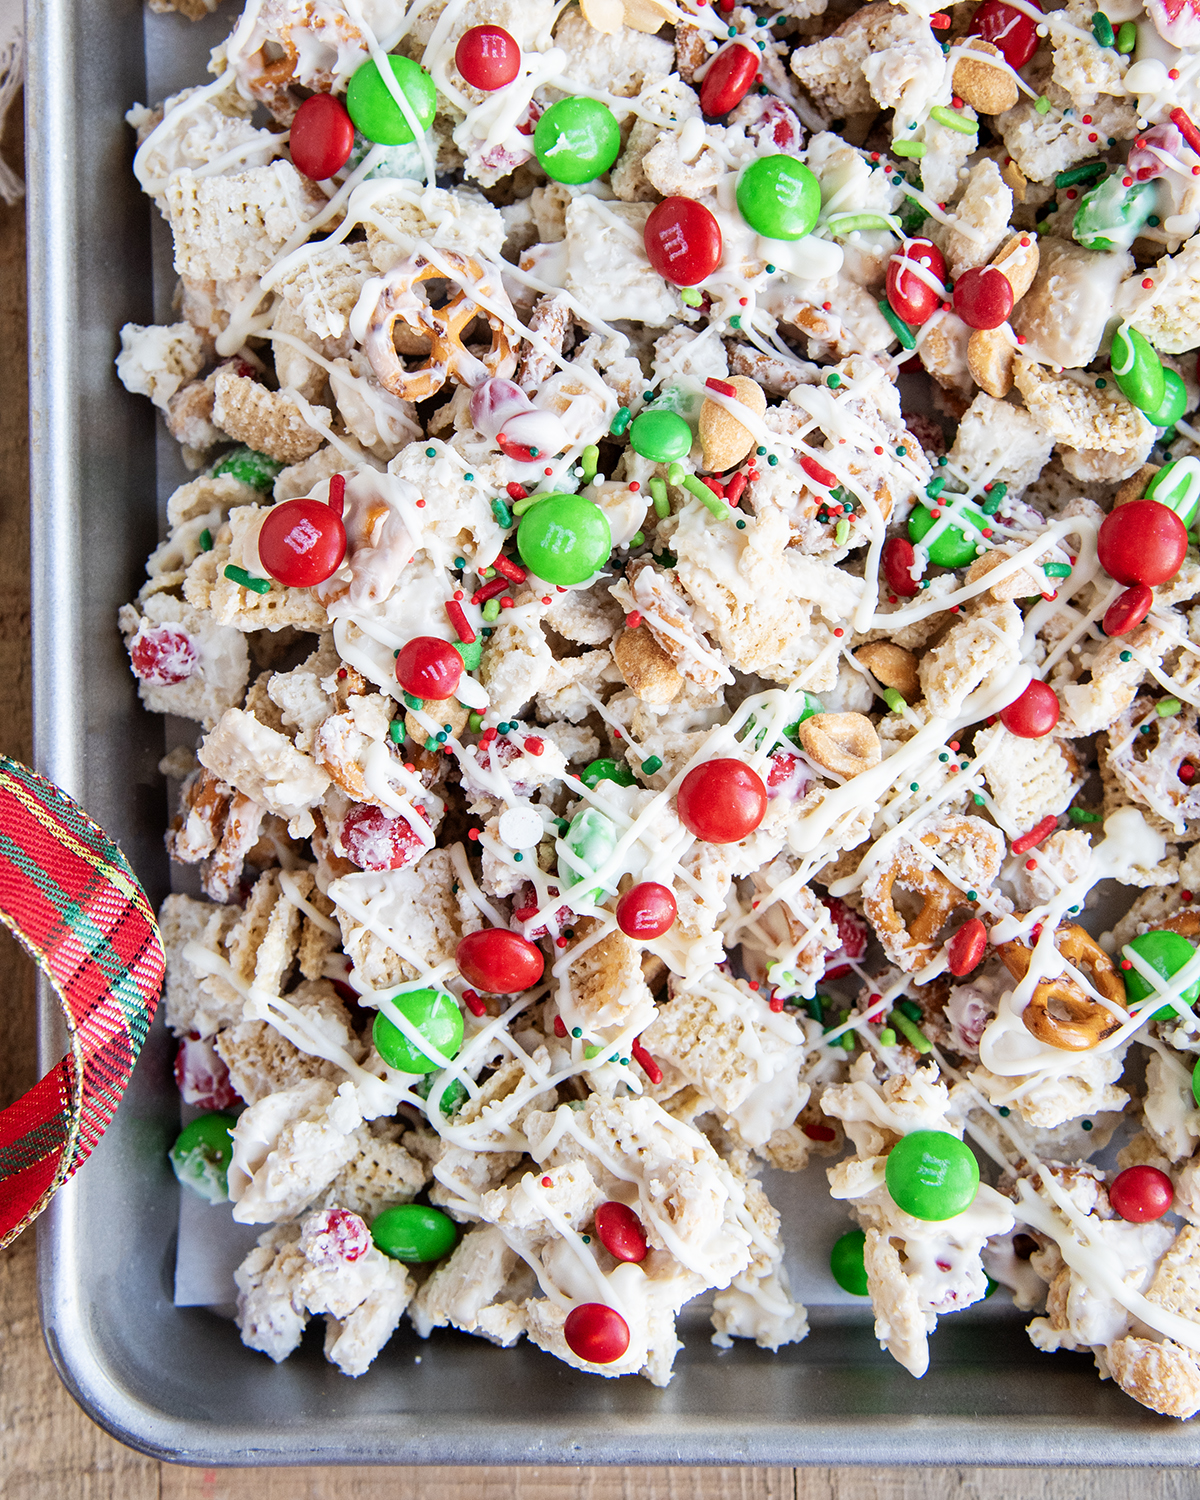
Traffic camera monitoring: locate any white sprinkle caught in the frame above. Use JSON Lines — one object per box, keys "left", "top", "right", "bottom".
{"left": 498, "top": 805, "right": 545, "bottom": 849}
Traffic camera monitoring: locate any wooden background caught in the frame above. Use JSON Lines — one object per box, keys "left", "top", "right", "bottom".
{"left": 0, "top": 93, "right": 1197, "bottom": 1500}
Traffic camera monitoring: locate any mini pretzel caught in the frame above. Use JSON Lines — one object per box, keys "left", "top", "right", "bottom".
{"left": 997, "top": 923, "right": 1127, "bottom": 1051}
{"left": 363, "top": 251, "right": 517, "bottom": 403}
{"left": 797, "top": 712, "right": 881, "bottom": 778}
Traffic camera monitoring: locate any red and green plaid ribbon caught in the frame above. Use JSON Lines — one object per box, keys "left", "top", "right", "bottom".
{"left": 0, "top": 756, "right": 164, "bottom": 1248}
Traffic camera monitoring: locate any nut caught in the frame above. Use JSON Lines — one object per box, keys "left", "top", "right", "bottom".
{"left": 991, "top": 234, "right": 1040, "bottom": 302}
{"left": 620, "top": 0, "right": 673, "bottom": 30}
{"left": 999, "top": 155, "right": 1027, "bottom": 203}
{"left": 404, "top": 697, "right": 471, "bottom": 746}
{"left": 579, "top": 0, "right": 626, "bottom": 31}
{"left": 952, "top": 39, "right": 1019, "bottom": 115}
{"left": 699, "top": 376, "right": 766, "bottom": 473}
{"left": 967, "top": 325, "right": 1016, "bottom": 398}
{"left": 1114, "top": 463, "right": 1160, "bottom": 507}
{"left": 613, "top": 627, "right": 682, "bottom": 704}
{"left": 854, "top": 641, "right": 920, "bottom": 701}
{"left": 798, "top": 712, "right": 882, "bottom": 778}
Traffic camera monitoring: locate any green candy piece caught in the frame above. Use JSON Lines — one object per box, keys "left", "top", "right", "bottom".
{"left": 416, "top": 1071, "right": 469, "bottom": 1118}
{"left": 1146, "top": 457, "right": 1200, "bottom": 528}
{"left": 581, "top": 757, "right": 635, "bottom": 790}
{"left": 373, "top": 988, "right": 464, "bottom": 1075}
{"left": 736, "top": 155, "right": 821, "bottom": 241}
{"left": 629, "top": 409, "right": 692, "bottom": 464}
{"left": 1144, "top": 368, "right": 1188, "bottom": 430}
{"left": 561, "top": 806, "right": 619, "bottom": 900}
{"left": 346, "top": 55, "right": 436, "bottom": 145}
{"left": 1124, "top": 930, "right": 1200, "bottom": 1021}
{"left": 1111, "top": 326, "right": 1166, "bottom": 414}
{"left": 1193, "top": 1055, "right": 1200, "bottom": 1108}
{"left": 371, "top": 1203, "right": 458, "bottom": 1263}
{"left": 169, "top": 1112, "right": 237, "bottom": 1205}
{"left": 453, "top": 639, "right": 483, "bottom": 671}
{"left": 517, "top": 493, "right": 612, "bottom": 585}
{"left": 908, "top": 500, "right": 988, "bottom": 567}
{"left": 1073, "top": 176, "right": 1157, "bottom": 252}
{"left": 211, "top": 446, "right": 282, "bottom": 491}
{"left": 781, "top": 693, "right": 825, "bottom": 742}
{"left": 533, "top": 97, "right": 621, "bottom": 184}
{"left": 885, "top": 1130, "right": 979, "bottom": 1221}
{"left": 344, "top": 131, "right": 424, "bottom": 182}
{"left": 645, "top": 384, "right": 701, "bottom": 418}
{"left": 829, "top": 1228, "right": 870, "bottom": 1296}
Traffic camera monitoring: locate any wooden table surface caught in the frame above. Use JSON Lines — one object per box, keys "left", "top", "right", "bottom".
{"left": 0, "top": 92, "right": 1196, "bottom": 1500}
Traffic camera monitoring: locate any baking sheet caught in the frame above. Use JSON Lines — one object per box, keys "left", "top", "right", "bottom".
{"left": 27, "top": 0, "right": 1200, "bottom": 1465}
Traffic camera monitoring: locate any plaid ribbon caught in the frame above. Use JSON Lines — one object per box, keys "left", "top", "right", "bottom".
{"left": 0, "top": 757, "right": 164, "bottom": 1247}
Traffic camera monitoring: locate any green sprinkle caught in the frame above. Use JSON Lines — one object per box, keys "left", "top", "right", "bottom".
{"left": 909, "top": 782, "right": 919, "bottom": 792}
{"left": 829, "top": 212, "right": 902, "bottom": 232}
{"left": 998, "top": 1106, "right": 1010, "bottom": 1117}
{"left": 1055, "top": 162, "right": 1106, "bottom": 188}
{"left": 403, "top": 691, "right": 423, "bottom": 710}
{"left": 892, "top": 141, "right": 926, "bottom": 158}
{"left": 1120, "top": 650, "right": 1133, "bottom": 663}
{"left": 1035, "top": 95, "right": 1052, "bottom": 114}
{"left": 491, "top": 497, "right": 513, "bottom": 528}
{"left": 511, "top": 493, "right": 545, "bottom": 517}
{"left": 389, "top": 720, "right": 404, "bottom": 745}
{"left": 680, "top": 286, "right": 702, "bottom": 307}
{"left": 630, "top": 531, "right": 645, "bottom": 548}
{"left": 896, "top": 999, "right": 922, "bottom": 1023}
{"left": 981, "top": 482, "right": 1006, "bottom": 514}
{"left": 463, "top": 473, "right": 474, "bottom": 483}
{"left": 930, "top": 104, "right": 977, "bottom": 134}
{"left": 1158, "top": 698, "right": 1183, "bottom": 717}
{"left": 765, "top": 263, "right": 776, "bottom": 273}
{"left": 1069, "top": 807, "right": 1102, "bottom": 823}
{"left": 835, "top": 518, "right": 850, "bottom": 545}
{"left": 641, "top": 755, "right": 663, "bottom": 775}
{"left": 468, "top": 711, "right": 484, "bottom": 733}
{"left": 682, "top": 473, "right": 730, "bottom": 520}
{"left": 482, "top": 599, "right": 501, "bottom": 622}
{"left": 879, "top": 1027, "right": 897, "bottom": 1047}
{"left": 878, "top": 298, "right": 917, "bottom": 350}
{"left": 424, "top": 736, "right": 437, "bottom": 752}
{"left": 426, "top": 447, "right": 437, "bottom": 458}
{"left": 453, "top": 640, "right": 482, "bottom": 671}
{"left": 805, "top": 995, "right": 825, "bottom": 1024}
{"left": 974, "top": 794, "right": 986, "bottom": 806}
{"left": 889, "top": 1009, "right": 932, "bottom": 1053}
{"left": 482, "top": 568, "right": 495, "bottom": 580}
{"left": 939, "top": 752, "right": 949, "bottom": 762}
{"left": 649, "top": 475, "right": 670, "bottom": 519}
{"left": 571, "top": 1027, "right": 582, "bottom": 1039}
{"left": 198, "top": 528, "right": 213, "bottom": 552}
{"left": 1116, "top": 19, "right": 1137, "bottom": 51}
{"left": 736, "top": 519, "right": 746, "bottom": 529}
{"left": 767, "top": 454, "right": 778, "bottom": 466}
{"left": 728, "top": 315, "right": 741, "bottom": 329}
{"left": 883, "top": 687, "right": 907, "bottom": 713}
{"left": 1092, "top": 10, "right": 1114, "bottom": 46}
{"left": 1044, "top": 562, "right": 1072, "bottom": 577}
{"left": 1082, "top": 1119, "right": 1093, "bottom": 1131}
{"left": 896, "top": 447, "right": 907, "bottom": 457}
{"left": 610, "top": 407, "right": 632, "bottom": 436}
{"left": 756, "top": 446, "right": 767, "bottom": 457}
{"left": 580, "top": 445, "right": 599, "bottom": 485}
{"left": 967, "top": 890, "right": 978, "bottom": 902}
{"left": 826, "top": 374, "right": 841, "bottom": 388}
{"left": 455, "top": 556, "right": 465, "bottom": 568}
{"left": 435, "top": 731, "right": 447, "bottom": 744}
{"left": 926, "top": 478, "right": 945, "bottom": 499}
{"left": 223, "top": 564, "right": 272, "bottom": 594}
{"left": 513, "top": 852, "right": 523, "bottom": 861}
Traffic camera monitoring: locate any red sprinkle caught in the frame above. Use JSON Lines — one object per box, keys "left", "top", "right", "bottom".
{"left": 1169, "top": 67, "right": 1180, "bottom": 79}
{"left": 1181, "top": 763, "right": 1196, "bottom": 783}
{"left": 833, "top": 627, "right": 844, "bottom": 637}
{"left": 1025, "top": 858, "right": 1038, "bottom": 871}
{"left": 491, "top": 554, "right": 527, "bottom": 583}
{"left": 553, "top": 1015, "right": 567, "bottom": 1038}
{"left": 1011, "top": 814, "right": 1057, "bottom": 855}
{"left": 328, "top": 472, "right": 346, "bottom": 517}
{"left": 800, "top": 452, "right": 838, "bottom": 488}
{"left": 500, "top": 596, "right": 514, "bottom": 609}
{"left": 1171, "top": 107, "right": 1200, "bottom": 156}
{"left": 725, "top": 472, "right": 747, "bottom": 506}
{"left": 628, "top": 481, "right": 640, "bottom": 492}
{"left": 627, "top": 611, "right": 643, "bottom": 629}
{"left": 1081, "top": 115, "right": 1092, "bottom": 124}
{"left": 631, "top": 1038, "right": 663, "bottom": 1086}
{"left": 1143, "top": 278, "right": 1155, "bottom": 289}
{"left": 542, "top": 1176, "right": 552, "bottom": 1188}
{"left": 1121, "top": 959, "right": 1133, "bottom": 970}
{"left": 1183, "top": 891, "right": 1194, "bottom": 902}
{"left": 803, "top": 1122, "right": 837, "bottom": 1140}
{"left": 506, "top": 482, "right": 527, "bottom": 501}
{"left": 706, "top": 376, "right": 737, "bottom": 398}
{"left": 446, "top": 599, "right": 476, "bottom": 643}
{"left": 463, "top": 989, "right": 487, "bottom": 1017}
{"left": 769, "top": 995, "right": 785, "bottom": 1012}
{"left": 472, "top": 576, "right": 509, "bottom": 604}
{"left": 524, "top": 737, "right": 543, "bottom": 755}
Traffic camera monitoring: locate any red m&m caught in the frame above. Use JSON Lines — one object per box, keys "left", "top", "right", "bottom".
{"left": 594, "top": 1201, "right": 648, "bottom": 1263}
{"left": 395, "top": 636, "right": 463, "bottom": 699}
{"left": 643, "top": 197, "right": 722, "bottom": 287}
{"left": 1103, "top": 582, "right": 1153, "bottom": 637}
{"left": 455, "top": 25, "right": 521, "bottom": 91}
{"left": 289, "top": 94, "right": 355, "bottom": 181}
{"left": 886, "top": 239, "right": 946, "bottom": 326}
{"left": 1097, "top": 500, "right": 1188, "bottom": 587}
{"left": 999, "top": 679, "right": 1060, "bottom": 738}
{"left": 1109, "top": 1164, "right": 1173, "bottom": 1222}
{"left": 563, "top": 1302, "right": 630, "bottom": 1364}
{"left": 882, "top": 536, "right": 920, "bottom": 597}
{"left": 968, "top": 0, "right": 1043, "bottom": 68}
{"left": 615, "top": 882, "right": 677, "bottom": 939}
{"left": 456, "top": 928, "right": 545, "bottom": 993}
{"left": 947, "top": 917, "right": 988, "bottom": 976}
{"left": 699, "top": 42, "right": 759, "bottom": 117}
{"left": 677, "top": 760, "right": 767, "bottom": 844}
{"left": 952, "top": 266, "right": 1014, "bottom": 330}
{"left": 258, "top": 498, "right": 347, "bottom": 587}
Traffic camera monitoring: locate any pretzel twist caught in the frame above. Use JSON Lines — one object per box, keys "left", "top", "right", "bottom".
{"left": 998, "top": 923, "right": 1127, "bottom": 1051}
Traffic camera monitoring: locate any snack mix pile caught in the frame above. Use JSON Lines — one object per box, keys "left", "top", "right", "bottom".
{"left": 118, "top": 0, "right": 1200, "bottom": 1415}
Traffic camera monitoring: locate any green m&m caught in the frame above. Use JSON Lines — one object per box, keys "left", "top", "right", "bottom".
{"left": 908, "top": 500, "right": 988, "bottom": 567}
{"left": 1073, "top": 175, "right": 1157, "bottom": 252}
{"left": 1124, "top": 930, "right": 1200, "bottom": 1021}
{"left": 629, "top": 408, "right": 692, "bottom": 464}
{"left": 560, "top": 806, "right": 619, "bottom": 900}
{"left": 346, "top": 55, "right": 437, "bottom": 145}
{"left": 1144, "top": 367, "right": 1188, "bottom": 430}
{"left": 1192, "top": 1055, "right": 1200, "bottom": 1108}
{"left": 373, "top": 988, "right": 464, "bottom": 1075}
{"left": 830, "top": 1228, "right": 870, "bottom": 1295}
{"left": 736, "top": 156, "right": 821, "bottom": 241}
{"left": 1146, "top": 457, "right": 1200, "bottom": 528}
{"left": 211, "top": 445, "right": 282, "bottom": 491}
{"left": 416, "top": 1070, "right": 469, "bottom": 1118}
{"left": 781, "top": 693, "right": 825, "bottom": 742}
{"left": 517, "top": 493, "right": 612, "bottom": 584}
{"left": 371, "top": 1202, "right": 458, "bottom": 1262}
{"left": 581, "top": 757, "right": 635, "bottom": 790}
{"left": 169, "top": 1112, "right": 237, "bottom": 1204}
{"left": 533, "top": 97, "right": 621, "bottom": 184}
{"left": 885, "top": 1130, "right": 979, "bottom": 1221}
{"left": 1111, "top": 325, "right": 1166, "bottom": 415}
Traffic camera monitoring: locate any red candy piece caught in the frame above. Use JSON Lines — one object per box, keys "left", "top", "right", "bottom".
{"left": 455, "top": 24, "right": 521, "bottom": 91}
{"left": 967, "top": 0, "right": 1043, "bottom": 68}
{"left": 594, "top": 1201, "right": 648, "bottom": 1263}
{"left": 129, "top": 623, "right": 197, "bottom": 686}
{"left": 746, "top": 97, "right": 802, "bottom": 154}
{"left": 395, "top": 636, "right": 464, "bottom": 699}
{"left": 1097, "top": 500, "right": 1188, "bottom": 587}
{"left": 882, "top": 536, "right": 920, "bottom": 597}
{"left": 822, "top": 895, "right": 869, "bottom": 979}
{"left": 563, "top": 1303, "right": 630, "bottom": 1364}
{"left": 174, "top": 1035, "right": 239, "bottom": 1110}
{"left": 676, "top": 759, "right": 767, "bottom": 844}
{"left": 886, "top": 238, "right": 946, "bottom": 326}
{"left": 952, "top": 265, "right": 1014, "bottom": 330}
{"left": 1109, "top": 1165, "right": 1174, "bottom": 1223}
{"left": 699, "top": 41, "right": 759, "bottom": 117}
{"left": 305, "top": 1207, "right": 372, "bottom": 1266}
{"left": 258, "top": 498, "right": 347, "bottom": 587}
{"left": 1103, "top": 582, "right": 1154, "bottom": 637}
{"left": 947, "top": 917, "right": 988, "bottom": 976}
{"left": 999, "top": 679, "right": 1060, "bottom": 738}
{"left": 456, "top": 928, "right": 545, "bottom": 993}
{"left": 289, "top": 93, "right": 356, "bottom": 181}
{"left": 341, "top": 803, "right": 426, "bottom": 871}
{"left": 643, "top": 196, "right": 723, "bottom": 287}
{"left": 616, "top": 881, "right": 677, "bottom": 939}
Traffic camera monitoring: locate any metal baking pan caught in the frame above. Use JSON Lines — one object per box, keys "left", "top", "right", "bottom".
{"left": 25, "top": 0, "right": 1200, "bottom": 1467}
